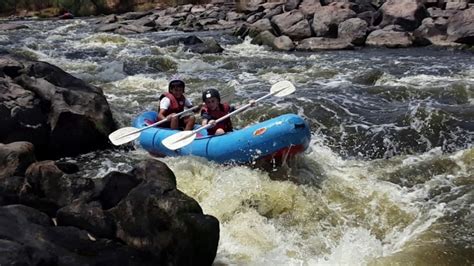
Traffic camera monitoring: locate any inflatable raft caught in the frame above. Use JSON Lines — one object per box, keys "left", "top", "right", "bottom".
{"left": 132, "top": 111, "right": 311, "bottom": 164}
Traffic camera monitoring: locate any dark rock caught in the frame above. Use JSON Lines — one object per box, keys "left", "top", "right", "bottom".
{"left": 0, "top": 55, "right": 116, "bottom": 159}
{"left": 108, "top": 159, "right": 219, "bottom": 265}
{"left": 0, "top": 141, "right": 36, "bottom": 179}
{"left": 57, "top": 200, "right": 116, "bottom": 238}
{"left": 97, "top": 171, "right": 140, "bottom": 209}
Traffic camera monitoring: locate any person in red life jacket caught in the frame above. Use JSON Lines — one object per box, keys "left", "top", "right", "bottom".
{"left": 157, "top": 76, "right": 197, "bottom": 130}
{"left": 201, "top": 88, "right": 255, "bottom": 135}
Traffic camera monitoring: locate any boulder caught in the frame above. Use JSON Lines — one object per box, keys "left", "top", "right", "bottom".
{"left": 446, "top": 8, "right": 474, "bottom": 44}
{"left": 0, "top": 54, "right": 116, "bottom": 159}
{"left": 366, "top": 28, "right": 413, "bottom": 47}
{"left": 0, "top": 142, "right": 36, "bottom": 179}
{"left": 338, "top": 17, "right": 368, "bottom": 45}
{"left": 273, "top": 35, "right": 296, "bottom": 51}
{"left": 272, "top": 10, "right": 312, "bottom": 40}
{"left": 312, "top": 2, "right": 357, "bottom": 37}
{"left": 379, "top": 0, "right": 428, "bottom": 31}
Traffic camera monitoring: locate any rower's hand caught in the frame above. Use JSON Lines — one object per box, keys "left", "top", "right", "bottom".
{"left": 166, "top": 114, "right": 175, "bottom": 121}
{"left": 208, "top": 120, "right": 216, "bottom": 127}
{"left": 249, "top": 99, "right": 256, "bottom": 107}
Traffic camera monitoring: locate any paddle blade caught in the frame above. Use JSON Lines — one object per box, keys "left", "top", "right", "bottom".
{"left": 162, "top": 131, "right": 197, "bottom": 150}
{"left": 270, "top": 80, "right": 296, "bottom": 97}
{"left": 108, "top": 127, "right": 141, "bottom": 146}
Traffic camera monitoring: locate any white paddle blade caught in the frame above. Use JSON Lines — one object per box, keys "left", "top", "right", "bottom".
{"left": 271, "top": 80, "right": 296, "bottom": 97}
{"left": 108, "top": 127, "right": 141, "bottom": 146}
{"left": 162, "top": 131, "right": 197, "bottom": 150}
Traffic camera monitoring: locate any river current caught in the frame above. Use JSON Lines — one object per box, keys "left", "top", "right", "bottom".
{"left": 2, "top": 19, "right": 473, "bottom": 265}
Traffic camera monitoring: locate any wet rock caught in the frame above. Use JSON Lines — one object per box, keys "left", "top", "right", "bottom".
{"left": 56, "top": 200, "right": 116, "bottom": 238}
{"left": 0, "top": 141, "right": 36, "bottom": 179}
{"left": 273, "top": 35, "right": 295, "bottom": 51}
{"left": 108, "top": 159, "right": 219, "bottom": 265}
{"left": 251, "top": 30, "right": 277, "bottom": 47}
{"left": 23, "top": 160, "right": 94, "bottom": 215}
{"left": 0, "top": 24, "right": 29, "bottom": 31}
{"left": 0, "top": 204, "right": 151, "bottom": 265}
{"left": 296, "top": 37, "right": 354, "bottom": 50}
{"left": 366, "top": 28, "right": 413, "bottom": 47}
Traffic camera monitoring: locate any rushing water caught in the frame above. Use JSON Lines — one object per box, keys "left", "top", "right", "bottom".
{"left": 2, "top": 18, "right": 473, "bottom": 265}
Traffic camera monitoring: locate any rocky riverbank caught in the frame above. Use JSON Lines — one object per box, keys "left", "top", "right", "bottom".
{"left": 3, "top": 0, "right": 472, "bottom": 51}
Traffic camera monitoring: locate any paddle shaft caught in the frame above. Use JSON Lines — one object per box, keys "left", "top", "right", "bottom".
{"left": 122, "top": 105, "right": 200, "bottom": 138}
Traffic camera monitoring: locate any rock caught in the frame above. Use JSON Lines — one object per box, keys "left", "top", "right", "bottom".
{"left": 0, "top": 142, "right": 36, "bottom": 179}
{"left": 446, "top": 8, "right": 474, "bottom": 44}
{"left": 299, "top": 0, "right": 322, "bottom": 16}
{"left": 251, "top": 30, "right": 277, "bottom": 47}
{"left": 0, "top": 204, "right": 151, "bottom": 265}
{"left": 0, "top": 24, "right": 29, "bottom": 31}
{"left": 0, "top": 55, "right": 117, "bottom": 159}
{"left": 23, "top": 160, "right": 95, "bottom": 215}
{"left": 272, "top": 10, "right": 312, "bottom": 40}
{"left": 413, "top": 17, "right": 456, "bottom": 46}
{"left": 338, "top": 17, "right": 368, "bottom": 45}
{"left": 118, "top": 11, "right": 153, "bottom": 21}
{"left": 296, "top": 37, "right": 354, "bottom": 50}
{"left": 108, "top": 159, "right": 219, "bottom": 265}
{"left": 273, "top": 35, "right": 296, "bottom": 51}
{"left": 366, "top": 29, "right": 413, "bottom": 47}
{"left": 249, "top": 18, "right": 275, "bottom": 37}
{"left": 312, "top": 2, "right": 357, "bottom": 37}
{"left": 284, "top": 0, "right": 302, "bottom": 12}
{"left": 379, "top": 0, "right": 428, "bottom": 31}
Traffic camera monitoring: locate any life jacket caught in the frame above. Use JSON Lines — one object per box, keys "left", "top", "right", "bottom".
{"left": 159, "top": 92, "right": 186, "bottom": 118}
{"left": 202, "top": 103, "right": 233, "bottom": 135}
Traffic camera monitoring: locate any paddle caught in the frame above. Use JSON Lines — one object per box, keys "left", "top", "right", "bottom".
{"left": 162, "top": 80, "right": 296, "bottom": 150}
{"left": 108, "top": 105, "right": 201, "bottom": 146}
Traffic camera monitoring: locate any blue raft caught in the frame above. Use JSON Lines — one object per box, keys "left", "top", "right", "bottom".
{"left": 133, "top": 111, "right": 311, "bottom": 164}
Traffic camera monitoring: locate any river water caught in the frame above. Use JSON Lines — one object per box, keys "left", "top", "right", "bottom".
{"left": 2, "top": 19, "right": 473, "bottom": 265}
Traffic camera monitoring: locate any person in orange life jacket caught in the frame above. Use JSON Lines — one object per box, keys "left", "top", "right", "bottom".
{"left": 201, "top": 88, "right": 256, "bottom": 135}
{"left": 157, "top": 77, "right": 198, "bottom": 131}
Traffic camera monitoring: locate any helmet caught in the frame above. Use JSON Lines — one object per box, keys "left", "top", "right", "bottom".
{"left": 202, "top": 88, "right": 220, "bottom": 102}
{"left": 168, "top": 75, "right": 185, "bottom": 91}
